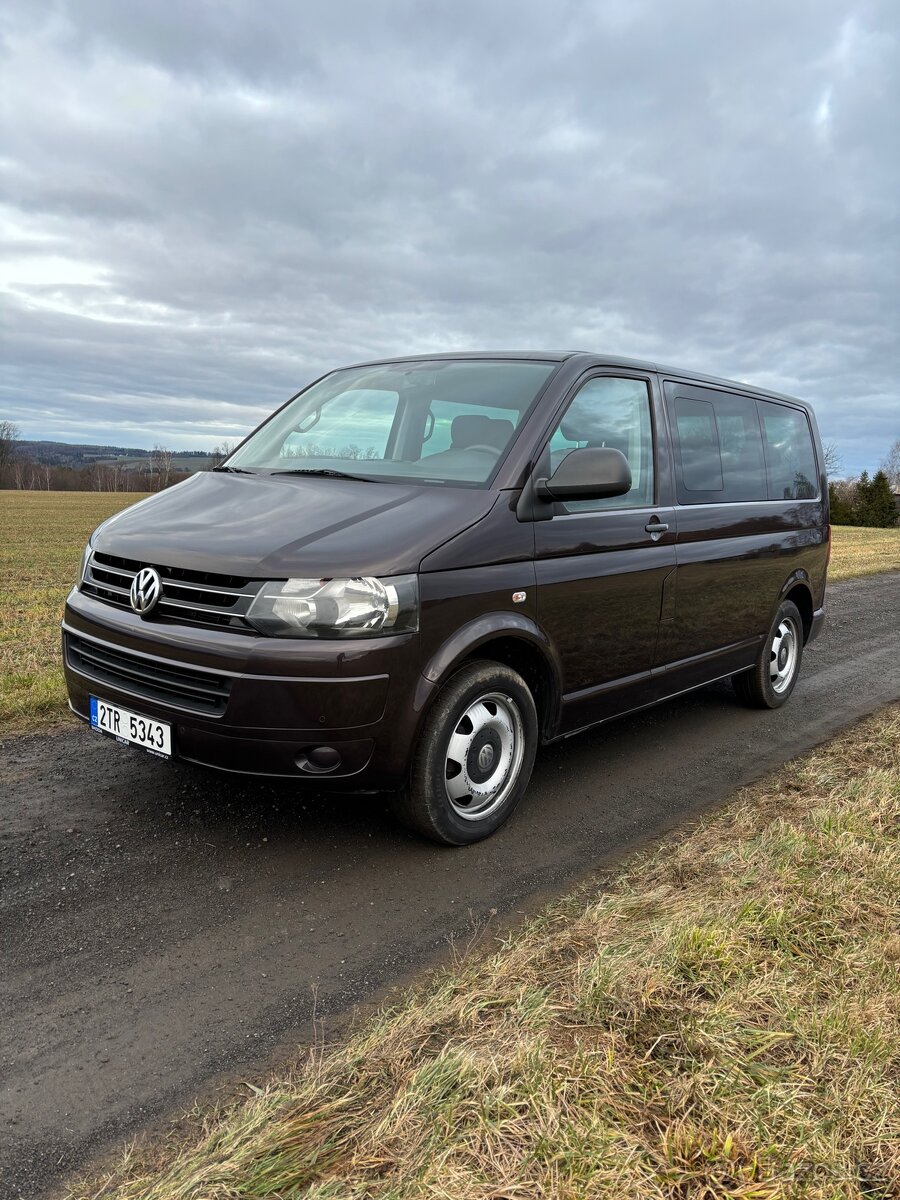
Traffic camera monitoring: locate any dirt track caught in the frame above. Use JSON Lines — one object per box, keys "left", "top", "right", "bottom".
{"left": 2, "top": 572, "right": 899, "bottom": 1199}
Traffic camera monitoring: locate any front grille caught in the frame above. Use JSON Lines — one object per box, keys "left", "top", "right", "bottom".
{"left": 83, "top": 551, "right": 261, "bottom": 634}
{"left": 66, "top": 632, "right": 232, "bottom": 715}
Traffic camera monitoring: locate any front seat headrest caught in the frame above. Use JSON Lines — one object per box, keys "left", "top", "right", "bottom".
{"left": 451, "top": 414, "right": 495, "bottom": 448}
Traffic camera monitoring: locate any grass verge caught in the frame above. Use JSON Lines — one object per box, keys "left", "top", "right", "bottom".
{"left": 828, "top": 526, "right": 900, "bottom": 582}
{"left": 74, "top": 706, "right": 900, "bottom": 1199}
{"left": 0, "top": 491, "right": 898, "bottom": 734}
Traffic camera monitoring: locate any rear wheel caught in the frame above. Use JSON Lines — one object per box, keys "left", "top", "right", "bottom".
{"left": 733, "top": 599, "right": 804, "bottom": 709}
{"left": 391, "top": 660, "right": 538, "bottom": 845}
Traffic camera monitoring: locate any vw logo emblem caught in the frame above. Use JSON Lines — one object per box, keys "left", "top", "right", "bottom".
{"left": 130, "top": 566, "right": 162, "bottom": 615}
{"left": 477, "top": 744, "right": 495, "bottom": 771}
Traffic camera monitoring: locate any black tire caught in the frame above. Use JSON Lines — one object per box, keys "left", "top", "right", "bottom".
{"left": 733, "top": 600, "right": 804, "bottom": 709}
{"left": 390, "top": 660, "right": 538, "bottom": 845}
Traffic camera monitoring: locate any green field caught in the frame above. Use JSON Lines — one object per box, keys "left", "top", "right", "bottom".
{"left": 1, "top": 490, "right": 898, "bottom": 734}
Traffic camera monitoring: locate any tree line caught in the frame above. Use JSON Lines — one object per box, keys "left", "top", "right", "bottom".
{"left": 825, "top": 437, "right": 898, "bottom": 528}
{"left": 0, "top": 421, "right": 234, "bottom": 492}
{"left": 829, "top": 471, "right": 897, "bottom": 527}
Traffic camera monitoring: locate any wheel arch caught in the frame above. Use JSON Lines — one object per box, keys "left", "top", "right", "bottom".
{"left": 779, "top": 572, "right": 814, "bottom": 643}
{"left": 420, "top": 615, "right": 561, "bottom": 741}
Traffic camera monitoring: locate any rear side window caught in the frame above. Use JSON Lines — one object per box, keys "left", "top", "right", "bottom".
{"left": 673, "top": 398, "right": 723, "bottom": 493}
{"left": 670, "top": 390, "right": 766, "bottom": 503}
{"left": 759, "top": 402, "right": 819, "bottom": 499}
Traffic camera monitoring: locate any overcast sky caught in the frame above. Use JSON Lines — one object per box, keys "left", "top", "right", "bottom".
{"left": 1, "top": 0, "right": 897, "bottom": 474}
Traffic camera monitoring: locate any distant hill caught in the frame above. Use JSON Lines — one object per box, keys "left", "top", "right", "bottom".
{"left": 18, "top": 440, "right": 217, "bottom": 472}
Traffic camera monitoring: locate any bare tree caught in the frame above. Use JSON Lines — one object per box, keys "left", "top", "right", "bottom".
{"left": 881, "top": 437, "right": 900, "bottom": 492}
{"left": 0, "top": 419, "right": 20, "bottom": 487}
{"left": 150, "top": 444, "right": 174, "bottom": 490}
{"left": 90, "top": 463, "right": 123, "bottom": 492}
{"left": 821, "top": 441, "right": 842, "bottom": 477}
{"left": 210, "top": 440, "right": 236, "bottom": 468}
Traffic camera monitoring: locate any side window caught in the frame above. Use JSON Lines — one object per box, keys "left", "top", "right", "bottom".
{"left": 548, "top": 376, "right": 654, "bottom": 511}
{"left": 670, "top": 390, "right": 766, "bottom": 504}
{"left": 759, "top": 402, "right": 819, "bottom": 500}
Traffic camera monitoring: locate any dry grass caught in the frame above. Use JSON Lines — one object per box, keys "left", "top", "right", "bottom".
{"left": 0, "top": 492, "right": 896, "bottom": 733}
{"left": 72, "top": 707, "right": 900, "bottom": 1200}
{"left": 0, "top": 490, "right": 148, "bottom": 731}
{"left": 829, "top": 526, "right": 900, "bottom": 582}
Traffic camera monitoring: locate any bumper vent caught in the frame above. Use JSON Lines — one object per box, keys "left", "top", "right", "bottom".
{"left": 83, "top": 552, "right": 260, "bottom": 634}
{"left": 66, "top": 632, "right": 232, "bottom": 715}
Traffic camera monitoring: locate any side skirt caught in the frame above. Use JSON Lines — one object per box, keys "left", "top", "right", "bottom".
{"left": 549, "top": 635, "right": 762, "bottom": 744}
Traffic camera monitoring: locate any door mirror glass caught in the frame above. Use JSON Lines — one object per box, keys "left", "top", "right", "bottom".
{"left": 537, "top": 446, "right": 632, "bottom": 502}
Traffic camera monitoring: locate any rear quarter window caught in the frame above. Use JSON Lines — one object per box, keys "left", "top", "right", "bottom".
{"left": 758, "top": 401, "right": 819, "bottom": 499}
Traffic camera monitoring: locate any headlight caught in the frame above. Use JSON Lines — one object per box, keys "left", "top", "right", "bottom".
{"left": 77, "top": 543, "right": 93, "bottom": 589}
{"left": 246, "top": 575, "right": 418, "bottom": 638}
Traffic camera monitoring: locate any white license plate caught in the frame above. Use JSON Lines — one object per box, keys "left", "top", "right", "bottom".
{"left": 90, "top": 697, "right": 172, "bottom": 757}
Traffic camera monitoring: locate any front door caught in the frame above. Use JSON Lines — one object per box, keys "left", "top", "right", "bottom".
{"left": 533, "top": 372, "right": 676, "bottom": 733}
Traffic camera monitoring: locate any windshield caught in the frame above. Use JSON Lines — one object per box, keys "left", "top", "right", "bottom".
{"left": 226, "top": 359, "right": 557, "bottom": 486}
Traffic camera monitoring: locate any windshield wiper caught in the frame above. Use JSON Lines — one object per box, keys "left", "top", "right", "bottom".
{"left": 212, "top": 465, "right": 257, "bottom": 474}
{"left": 271, "top": 468, "right": 376, "bottom": 482}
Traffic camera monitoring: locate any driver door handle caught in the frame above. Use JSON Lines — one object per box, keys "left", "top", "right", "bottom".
{"left": 645, "top": 519, "right": 669, "bottom": 539}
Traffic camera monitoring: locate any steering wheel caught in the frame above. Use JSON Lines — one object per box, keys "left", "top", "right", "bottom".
{"left": 464, "top": 444, "right": 501, "bottom": 455}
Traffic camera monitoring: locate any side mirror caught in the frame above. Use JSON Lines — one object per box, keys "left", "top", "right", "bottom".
{"left": 535, "top": 447, "right": 632, "bottom": 503}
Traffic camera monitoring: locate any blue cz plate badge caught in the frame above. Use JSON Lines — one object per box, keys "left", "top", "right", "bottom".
{"left": 90, "top": 697, "right": 172, "bottom": 757}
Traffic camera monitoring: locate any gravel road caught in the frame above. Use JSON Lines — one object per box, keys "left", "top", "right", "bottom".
{"left": 2, "top": 572, "right": 898, "bottom": 1199}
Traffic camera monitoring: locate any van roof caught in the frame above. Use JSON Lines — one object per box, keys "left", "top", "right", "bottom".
{"left": 343, "top": 351, "right": 811, "bottom": 410}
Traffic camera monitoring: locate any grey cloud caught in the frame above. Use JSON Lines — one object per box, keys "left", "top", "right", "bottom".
{"left": 0, "top": 0, "right": 897, "bottom": 471}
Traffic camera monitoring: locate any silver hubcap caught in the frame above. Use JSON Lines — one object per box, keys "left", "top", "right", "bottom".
{"left": 770, "top": 617, "right": 799, "bottom": 693}
{"left": 444, "top": 692, "right": 525, "bottom": 821}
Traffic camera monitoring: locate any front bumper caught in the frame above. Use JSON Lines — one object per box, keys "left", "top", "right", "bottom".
{"left": 63, "top": 589, "right": 432, "bottom": 787}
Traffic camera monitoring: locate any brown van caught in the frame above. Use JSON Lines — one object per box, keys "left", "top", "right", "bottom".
{"left": 63, "top": 353, "right": 829, "bottom": 843}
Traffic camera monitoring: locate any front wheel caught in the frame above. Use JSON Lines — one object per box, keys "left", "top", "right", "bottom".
{"left": 391, "top": 660, "right": 538, "bottom": 845}
{"left": 733, "top": 599, "right": 804, "bottom": 709}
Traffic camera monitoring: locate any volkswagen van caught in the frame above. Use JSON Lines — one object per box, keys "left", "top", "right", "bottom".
{"left": 63, "top": 353, "right": 829, "bottom": 843}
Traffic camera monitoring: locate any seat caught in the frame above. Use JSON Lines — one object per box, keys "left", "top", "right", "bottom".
{"left": 450, "top": 414, "right": 515, "bottom": 454}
